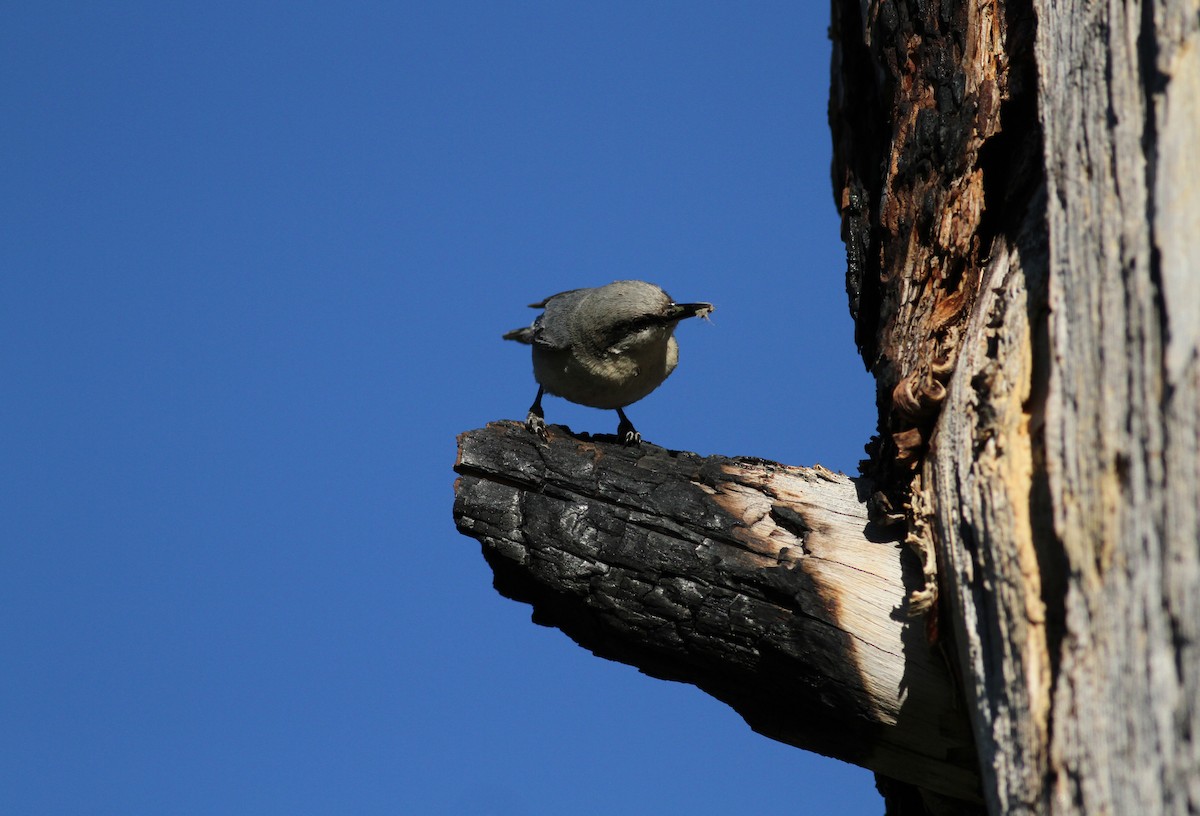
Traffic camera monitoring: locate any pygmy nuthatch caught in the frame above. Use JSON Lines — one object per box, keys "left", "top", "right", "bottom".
{"left": 503, "top": 280, "right": 714, "bottom": 444}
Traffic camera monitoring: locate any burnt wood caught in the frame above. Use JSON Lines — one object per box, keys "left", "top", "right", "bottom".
{"left": 453, "top": 421, "right": 981, "bottom": 804}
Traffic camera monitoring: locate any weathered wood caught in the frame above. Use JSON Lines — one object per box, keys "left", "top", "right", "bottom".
{"left": 833, "top": 0, "right": 1200, "bottom": 813}
{"left": 453, "top": 421, "right": 981, "bottom": 804}
{"left": 830, "top": 0, "right": 1037, "bottom": 483}
{"left": 1030, "top": 2, "right": 1200, "bottom": 814}
{"left": 923, "top": 3, "right": 1200, "bottom": 814}
{"left": 925, "top": 186, "right": 1056, "bottom": 815}
{"left": 830, "top": 5, "right": 1044, "bottom": 810}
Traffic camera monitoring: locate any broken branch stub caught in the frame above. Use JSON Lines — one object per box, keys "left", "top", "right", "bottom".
{"left": 452, "top": 421, "right": 980, "bottom": 803}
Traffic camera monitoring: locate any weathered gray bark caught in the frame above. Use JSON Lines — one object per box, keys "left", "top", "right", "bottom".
{"left": 831, "top": 0, "right": 1200, "bottom": 814}
{"left": 932, "top": 3, "right": 1200, "bottom": 814}
{"left": 1032, "top": 4, "right": 1200, "bottom": 814}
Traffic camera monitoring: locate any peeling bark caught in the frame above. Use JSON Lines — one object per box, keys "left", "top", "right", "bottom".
{"left": 830, "top": 0, "right": 1038, "bottom": 483}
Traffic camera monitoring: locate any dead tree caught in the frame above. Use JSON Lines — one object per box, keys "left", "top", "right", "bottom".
{"left": 454, "top": 2, "right": 1199, "bottom": 814}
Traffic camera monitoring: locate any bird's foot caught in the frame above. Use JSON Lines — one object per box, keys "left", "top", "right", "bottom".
{"left": 523, "top": 387, "right": 548, "bottom": 439}
{"left": 525, "top": 410, "right": 548, "bottom": 440}
{"left": 615, "top": 413, "right": 641, "bottom": 446}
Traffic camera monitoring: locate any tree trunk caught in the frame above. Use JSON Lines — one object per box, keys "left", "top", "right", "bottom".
{"left": 453, "top": 1, "right": 1199, "bottom": 813}
{"left": 829, "top": 0, "right": 1200, "bottom": 814}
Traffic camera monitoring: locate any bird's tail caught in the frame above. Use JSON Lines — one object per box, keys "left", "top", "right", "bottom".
{"left": 502, "top": 326, "right": 536, "bottom": 344}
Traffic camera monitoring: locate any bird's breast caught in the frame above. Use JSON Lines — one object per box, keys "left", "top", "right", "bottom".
{"left": 532, "top": 336, "right": 679, "bottom": 409}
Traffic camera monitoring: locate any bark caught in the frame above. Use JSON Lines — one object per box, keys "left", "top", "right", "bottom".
{"left": 829, "top": 1, "right": 1047, "bottom": 810}
{"left": 454, "top": 421, "right": 981, "bottom": 806}
{"left": 831, "top": 0, "right": 1200, "bottom": 814}
{"left": 1018, "top": 2, "right": 1199, "bottom": 813}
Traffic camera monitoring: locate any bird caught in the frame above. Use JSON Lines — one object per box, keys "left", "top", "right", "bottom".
{"left": 503, "top": 280, "right": 713, "bottom": 444}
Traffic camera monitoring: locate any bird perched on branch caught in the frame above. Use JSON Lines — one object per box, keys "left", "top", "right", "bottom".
{"left": 503, "top": 280, "right": 713, "bottom": 444}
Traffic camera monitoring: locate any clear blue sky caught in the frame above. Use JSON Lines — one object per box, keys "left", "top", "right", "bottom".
{"left": 2, "top": 3, "right": 881, "bottom": 814}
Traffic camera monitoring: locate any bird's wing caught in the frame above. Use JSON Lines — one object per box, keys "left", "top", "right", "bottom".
{"left": 503, "top": 288, "right": 589, "bottom": 348}
{"left": 526, "top": 288, "right": 585, "bottom": 309}
{"left": 528, "top": 288, "right": 590, "bottom": 349}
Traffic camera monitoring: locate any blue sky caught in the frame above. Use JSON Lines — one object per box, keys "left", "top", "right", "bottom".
{"left": 2, "top": 3, "right": 881, "bottom": 813}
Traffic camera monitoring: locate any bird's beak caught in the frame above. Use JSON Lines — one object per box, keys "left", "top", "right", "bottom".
{"left": 668, "top": 302, "right": 715, "bottom": 321}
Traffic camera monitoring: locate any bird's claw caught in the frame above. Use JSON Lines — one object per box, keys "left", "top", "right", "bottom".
{"left": 616, "top": 416, "right": 641, "bottom": 446}
{"left": 525, "top": 411, "right": 548, "bottom": 439}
